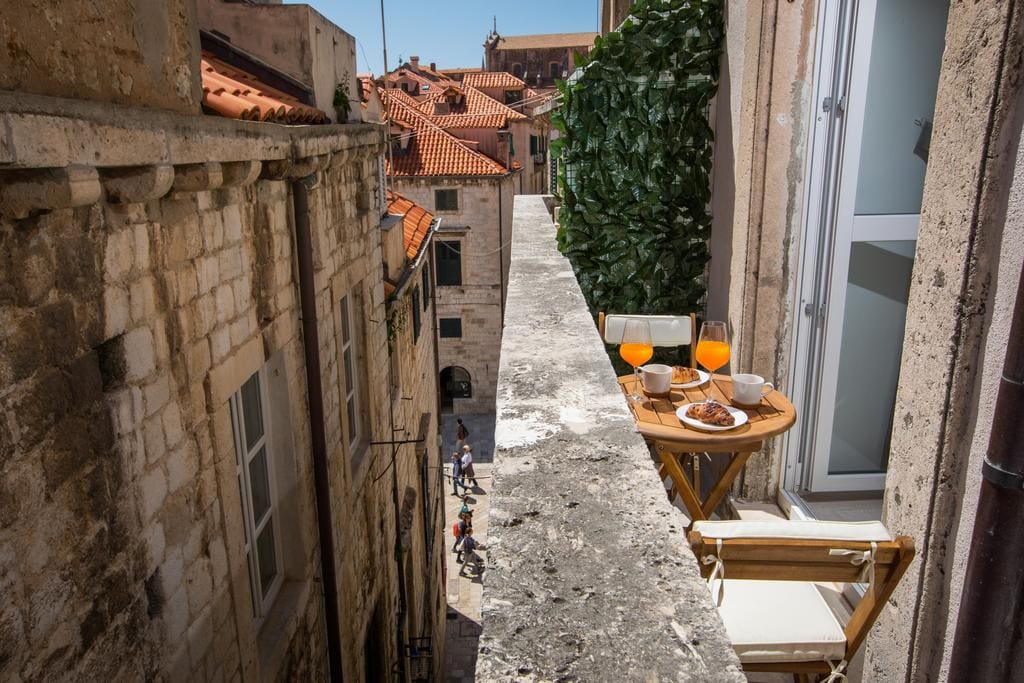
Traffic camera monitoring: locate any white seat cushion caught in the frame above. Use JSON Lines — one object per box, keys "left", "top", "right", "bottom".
{"left": 692, "top": 519, "right": 893, "bottom": 542}
{"left": 717, "top": 580, "right": 847, "bottom": 663}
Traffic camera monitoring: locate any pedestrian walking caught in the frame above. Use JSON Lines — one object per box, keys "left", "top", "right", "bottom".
{"left": 453, "top": 513, "right": 469, "bottom": 558}
{"left": 455, "top": 418, "right": 469, "bottom": 451}
{"left": 460, "top": 528, "right": 480, "bottom": 576}
{"left": 460, "top": 444, "right": 478, "bottom": 488}
{"left": 450, "top": 451, "right": 462, "bottom": 496}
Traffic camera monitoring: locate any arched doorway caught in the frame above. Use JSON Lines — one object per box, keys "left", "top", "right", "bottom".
{"left": 440, "top": 366, "right": 472, "bottom": 410}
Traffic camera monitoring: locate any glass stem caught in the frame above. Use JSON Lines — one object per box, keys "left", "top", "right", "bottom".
{"left": 633, "top": 365, "right": 641, "bottom": 399}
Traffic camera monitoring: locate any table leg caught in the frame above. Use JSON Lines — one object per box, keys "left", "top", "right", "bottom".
{"left": 700, "top": 451, "right": 753, "bottom": 519}
{"left": 692, "top": 454, "right": 701, "bottom": 501}
{"left": 657, "top": 445, "right": 705, "bottom": 522}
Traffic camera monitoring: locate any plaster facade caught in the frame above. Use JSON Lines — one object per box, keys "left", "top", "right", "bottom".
{"left": 392, "top": 176, "right": 515, "bottom": 416}
{"left": 0, "top": 90, "right": 444, "bottom": 682}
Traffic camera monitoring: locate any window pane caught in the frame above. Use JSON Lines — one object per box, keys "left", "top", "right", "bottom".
{"left": 238, "top": 474, "right": 250, "bottom": 546}
{"left": 249, "top": 446, "right": 271, "bottom": 525}
{"left": 422, "top": 265, "right": 431, "bottom": 309}
{"left": 346, "top": 398, "right": 357, "bottom": 445}
{"left": 343, "top": 348, "right": 354, "bottom": 394}
{"left": 240, "top": 374, "right": 264, "bottom": 449}
{"left": 340, "top": 296, "right": 351, "bottom": 343}
{"left": 435, "top": 241, "right": 462, "bottom": 286}
{"left": 439, "top": 317, "right": 462, "bottom": 338}
{"left": 256, "top": 518, "right": 278, "bottom": 598}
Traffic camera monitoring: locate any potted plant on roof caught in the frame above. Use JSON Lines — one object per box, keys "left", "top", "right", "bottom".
{"left": 334, "top": 73, "right": 352, "bottom": 123}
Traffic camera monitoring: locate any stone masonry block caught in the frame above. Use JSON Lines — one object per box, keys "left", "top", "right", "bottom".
{"left": 214, "top": 284, "right": 235, "bottom": 323}
{"left": 210, "top": 326, "right": 231, "bottom": 364}
{"left": 103, "top": 227, "right": 134, "bottom": 283}
{"left": 101, "top": 165, "right": 174, "bottom": 204}
{"left": 220, "top": 161, "right": 262, "bottom": 189}
{"left": 139, "top": 464, "right": 168, "bottom": 523}
{"left": 144, "top": 376, "right": 171, "bottom": 418}
{"left": 143, "top": 415, "right": 165, "bottom": 466}
{"left": 102, "top": 285, "right": 129, "bottom": 339}
{"left": 122, "top": 326, "right": 156, "bottom": 382}
{"left": 206, "top": 335, "right": 264, "bottom": 410}
{"left": 134, "top": 224, "right": 151, "bottom": 272}
{"left": 167, "top": 442, "right": 199, "bottom": 495}
{"left": 0, "top": 166, "right": 102, "bottom": 219}
{"left": 222, "top": 205, "right": 243, "bottom": 243}
{"left": 163, "top": 402, "right": 184, "bottom": 449}
{"left": 172, "top": 163, "right": 224, "bottom": 193}
{"left": 130, "top": 276, "right": 157, "bottom": 323}
{"left": 144, "top": 521, "right": 166, "bottom": 574}
{"left": 163, "top": 584, "right": 189, "bottom": 642}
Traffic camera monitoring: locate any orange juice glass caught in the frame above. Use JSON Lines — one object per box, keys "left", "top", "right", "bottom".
{"left": 695, "top": 340, "right": 730, "bottom": 372}
{"left": 696, "top": 321, "right": 730, "bottom": 374}
{"left": 620, "top": 342, "right": 654, "bottom": 368}
{"left": 619, "top": 319, "right": 652, "bottom": 403}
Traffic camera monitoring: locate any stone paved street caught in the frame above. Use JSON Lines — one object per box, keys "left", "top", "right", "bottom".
{"left": 442, "top": 462, "right": 490, "bottom": 682}
{"left": 441, "top": 413, "right": 496, "bottom": 463}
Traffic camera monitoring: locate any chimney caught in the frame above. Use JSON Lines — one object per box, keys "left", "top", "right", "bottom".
{"left": 410, "top": 55, "right": 420, "bottom": 68}
{"left": 430, "top": 62, "right": 436, "bottom": 71}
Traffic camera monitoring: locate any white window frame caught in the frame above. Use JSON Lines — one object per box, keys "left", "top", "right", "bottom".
{"left": 229, "top": 368, "right": 284, "bottom": 623}
{"left": 340, "top": 294, "right": 363, "bottom": 453}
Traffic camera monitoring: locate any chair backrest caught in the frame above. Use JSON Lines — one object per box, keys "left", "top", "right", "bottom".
{"left": 688, "top": 520, "right": 915, "bottom": 659}
{"left": 598, "top": 312, "right": 698, "bottom": 366}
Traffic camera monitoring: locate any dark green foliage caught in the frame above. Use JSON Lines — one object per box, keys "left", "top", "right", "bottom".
{"left": 553, "top": 0, "right": 723, "bottom": 329}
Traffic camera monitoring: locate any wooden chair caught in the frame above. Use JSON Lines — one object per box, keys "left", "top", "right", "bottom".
{"left": 598, "top": 312, "right": 698, "bottom": 368}
{"left": 687, "top": 519, "right": 915, "bottom": 682}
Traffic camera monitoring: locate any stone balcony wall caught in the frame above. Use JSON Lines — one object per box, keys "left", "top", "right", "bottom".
{"left": 477, "top": 195, "right": 743, "bottom": 680}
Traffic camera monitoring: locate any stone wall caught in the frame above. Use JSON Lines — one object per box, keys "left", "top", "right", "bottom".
{"left": 0, "top": 0, "right": 201, "bottom": 114}
{"left": 479, "top": 195, "right": 743, "bottom": 680}
{"left": 392, "top": 175, "right": 516, "bottom": 416}
{"left": 0, "top": 94, "right": 444, "bottom": 681}
{"left": 485, "top": 46, "right": 592, "bottom": 87}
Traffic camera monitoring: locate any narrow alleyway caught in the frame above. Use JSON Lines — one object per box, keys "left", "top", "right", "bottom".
{"left": 442, "top": 461, "right": 490, "bottom": 682}
{"left": 440, "top": 413, "right": 495, "bottom": 463}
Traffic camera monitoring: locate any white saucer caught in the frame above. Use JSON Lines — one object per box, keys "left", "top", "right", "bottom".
{"left": 676, "top": 402, "right": 749, "bottom": 432}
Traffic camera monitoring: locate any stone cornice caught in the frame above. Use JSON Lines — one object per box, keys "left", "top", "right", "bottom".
{"left": 0, "top": 91, "right": 387, "bottom": 218}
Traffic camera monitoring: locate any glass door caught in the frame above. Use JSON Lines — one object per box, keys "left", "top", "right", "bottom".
{"left": 786, "top": 0, "right": 948, "bottom": 493}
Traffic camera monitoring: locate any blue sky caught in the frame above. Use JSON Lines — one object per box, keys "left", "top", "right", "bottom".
{"left": 291, "top": 0, "right": 600, "bottom": 75}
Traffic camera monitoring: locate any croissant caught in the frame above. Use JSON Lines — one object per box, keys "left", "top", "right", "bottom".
{"left": 686, "top": 401, "right": 735, "bottom": 426}
{"left": 672, "top": 366, "right": 700, "bottom": 383}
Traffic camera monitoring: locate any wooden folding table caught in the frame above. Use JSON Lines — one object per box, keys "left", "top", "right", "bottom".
{"left": 617, "top": 373, "right": 796, "bottom": 523}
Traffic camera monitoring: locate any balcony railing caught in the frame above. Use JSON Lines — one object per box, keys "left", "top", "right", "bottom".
{"left": 475, "top": 195, "right": 743, "bottom": 680}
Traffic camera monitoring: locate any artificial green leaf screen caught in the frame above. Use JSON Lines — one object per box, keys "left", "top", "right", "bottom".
{"left": 553, "top": 0, "right": 722, "bottom": 321}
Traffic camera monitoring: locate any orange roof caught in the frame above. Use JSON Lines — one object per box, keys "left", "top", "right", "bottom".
{"left": 493, "top": 32, "right": 598, "bottom": 50}
{"left": 382, "top": 90, "right": 510, "bottom": 177}
{"left": 200, "top": 53, "right": 328, "bottom": 124}
{"left": 416, "top": 85, "right": 528, "bottom": 128}
{"left": 463, "top": 72, "right": 526, "bottom": 90}
{"left": 387, "top": 191, "right": 435, "bottom": 260}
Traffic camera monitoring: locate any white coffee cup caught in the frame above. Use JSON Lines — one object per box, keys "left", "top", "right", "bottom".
{"left": 732, "top": 373, "right": 774, "bottom": 405}
{"left": 640, "top": 364, "right": 673, "bottom": 394}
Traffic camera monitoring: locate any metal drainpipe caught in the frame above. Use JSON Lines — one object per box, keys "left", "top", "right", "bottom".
{"left": 387, "top": 335, "right": 410, "bottom": 681}
{"left": 292, "top": 176, "right": 344, "bottom": 682}
{"left": 498, "top": 180, "right": 505, "bottom": 316}
{"left": 948, "top": 259, "right": 1024, "bottom": 681}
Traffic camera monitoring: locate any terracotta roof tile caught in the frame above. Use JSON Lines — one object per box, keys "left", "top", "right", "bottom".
{"left": 463, "top": 72, "right": 526, "bottom": 90}
{"left": 493, "top": 32, "right": 598, "bottom": 50}
{"left": 415, "top": 85, "right": 528, "bottom": 128}
{"left": 387, "top": 191, "right": 435, "bottom": 260}
{"left": 200, "top": 53, "right": 328, "bottom": 124}
{"left": 382, "top": 90, "right": 510, "bottom": 177}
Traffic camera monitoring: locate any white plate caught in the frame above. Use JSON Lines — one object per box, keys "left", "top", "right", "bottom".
{"left": 676, "top": 402, "right": 749, "bottom": 432}
{"left": 670, "top": 368, "right": 710, "bottom": 389}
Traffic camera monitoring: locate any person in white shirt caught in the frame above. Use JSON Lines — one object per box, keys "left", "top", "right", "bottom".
{"left": 460, "top": 444, "right": 478, "bottom": 488}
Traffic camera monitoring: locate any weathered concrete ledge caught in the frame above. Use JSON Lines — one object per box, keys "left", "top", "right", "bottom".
{"left": 477, "top": 195, "right": 743, "bottom": 681}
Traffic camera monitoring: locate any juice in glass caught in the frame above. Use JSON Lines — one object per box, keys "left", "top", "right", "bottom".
{"left": 695, "top": 340, "right": 730, "bottom": 372}
{"left": 620, "top": 342, "right": 654, "bottom": 368}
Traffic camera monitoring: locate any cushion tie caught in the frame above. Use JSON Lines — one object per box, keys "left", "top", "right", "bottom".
{"left": 823, "top": 658, "right": 849, "bottom": 682}
{"left": 701, "top": 538, "right": 725, "bottom": 606}
{"left": 829, "top": 541, "right": 877, "bottom": 592}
